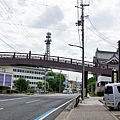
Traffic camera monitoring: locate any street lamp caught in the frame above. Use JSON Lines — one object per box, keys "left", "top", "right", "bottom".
{"left": 68, "top": 43, "right": 85, "bottom": 100}
{"left": 68, "top": 44, "right": 83, "bottom": 49}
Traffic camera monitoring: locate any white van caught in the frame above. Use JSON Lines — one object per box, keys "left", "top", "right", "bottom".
{"left": 104, "top": 83, "right": 120, "bottom": 110}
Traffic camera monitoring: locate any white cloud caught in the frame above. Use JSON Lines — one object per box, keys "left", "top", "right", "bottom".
{"left": 0, "top": 0, "right": 119, "bottom": 80}
{"left": 33, "top": 5, "right": 64, "bottom": 28}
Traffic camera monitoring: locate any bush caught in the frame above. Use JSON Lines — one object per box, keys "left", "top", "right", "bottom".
{"left": 89, "top": 92, "right": 97, "bottom": 97}
{"left": 48, "top": 88, "right": 53, "bottom": 92}
{"left": 0, "top": 86, "right": 10, "bottom": 90}
{"left": 4, "top": 89, "right": 20, "bottom": 94}
{"left": 6, "top": 89, "right": 14, "bottom": 94}
{"left": 13, "top": 90, "right": 20, "bottom": 93}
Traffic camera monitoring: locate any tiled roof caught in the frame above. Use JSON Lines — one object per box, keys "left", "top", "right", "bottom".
{"left": 93, "top": 48, "right": 118, "bottom": 64}
{"left": 96, "top": 49, "right": 118, "bottom": 60}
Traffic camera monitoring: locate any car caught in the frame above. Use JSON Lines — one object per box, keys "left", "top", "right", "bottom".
{"left": 63, "top": 89, "right": 73, "bottom": 94}
{"left": 104, "top": 83, "right": 120, "bottom": 110}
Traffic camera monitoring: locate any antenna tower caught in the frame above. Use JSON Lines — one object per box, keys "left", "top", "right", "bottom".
{"left": 45, "top": 32, "right": 52, "bottom": 60}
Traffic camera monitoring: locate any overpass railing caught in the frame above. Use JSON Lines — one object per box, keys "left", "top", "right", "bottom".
{"left": 0, "top": 52, "right": 94, "bottom": 67}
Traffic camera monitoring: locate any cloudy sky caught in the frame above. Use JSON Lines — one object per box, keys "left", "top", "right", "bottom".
{"left": 0, "top": 0, "right": 119, "bottom": 81}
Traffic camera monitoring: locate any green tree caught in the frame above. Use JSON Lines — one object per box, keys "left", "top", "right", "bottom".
{"left": 37, "top": 81, "right": 42, "bottom": 94}
{"left": 46, "top": 82, "right": 49, "bottom": 90}
{"left": 46, "top": 71, "right": 57, "bottom": 91}
{"left": 46, "top": 71, "right": 65, "bottom": 92}
{"left": 87, "top": 76, "right": 96, "bottom": 92}
{"left": 56, "top": 73, "right": 65, "bottom": 93}
{"left": 13, "top": 78, "right": 29, "bottom": 93}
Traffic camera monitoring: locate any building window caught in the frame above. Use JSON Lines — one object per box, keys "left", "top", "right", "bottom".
{"left": 5, "top": 75, "right": 12, "bottom": 86}
{"left": 0, "top": 74, "right": 4, "bottom": 85}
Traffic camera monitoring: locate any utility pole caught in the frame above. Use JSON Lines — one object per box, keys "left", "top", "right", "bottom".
{"left": 59, "top": 70, "right": 62, "bottom": 93}
{"left": 81, "top": 1, "right": 89, "bottom": 100}
{"left": 76, "top": 0, "right": 89, "bottom": 100}
{"left": 118, "top": 40, "right": 120, "bottom": 82}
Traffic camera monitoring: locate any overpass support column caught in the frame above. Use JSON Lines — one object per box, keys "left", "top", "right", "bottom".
{"left": 84, "top": 71, "right": 88, "bottom": 97}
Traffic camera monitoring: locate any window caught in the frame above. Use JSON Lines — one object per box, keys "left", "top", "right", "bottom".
{"left": 117, "top": 86, "right": 120, "bottom": 93}
{"left": 105, "top": 86, "right": 113, "bottom": 94}
{"left": 5, "top": 75, "right": 12, "bottom": 86}
{"left": 0, "top": 74, "right": 4, "bottom": 85}
{"left": 13, "top": 69, "right": 16, "bottom": 72}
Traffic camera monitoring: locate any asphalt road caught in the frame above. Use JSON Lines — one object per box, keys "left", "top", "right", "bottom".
{"left": 0, "top": 94, "right": 78, "bottom": 120}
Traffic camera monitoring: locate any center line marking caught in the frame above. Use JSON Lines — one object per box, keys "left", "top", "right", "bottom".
{"left": 26, "top": 100, "right": 40, "bottom": 104}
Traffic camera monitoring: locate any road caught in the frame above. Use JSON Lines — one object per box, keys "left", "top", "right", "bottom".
{"left": 0, "top": 93, "right": 78, "bottom": 120}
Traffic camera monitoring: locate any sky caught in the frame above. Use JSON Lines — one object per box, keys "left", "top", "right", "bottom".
{"left": 0, "top": 0, "right": 119, "bottom": 81}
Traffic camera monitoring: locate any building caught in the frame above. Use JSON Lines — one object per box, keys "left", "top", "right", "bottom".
{"left": 0, "top": 71, "right": 13, "bottom": 88}
{"left": 93, "top": 48, "right": 119, "bottom": 87}
{"left": 68, "top": 80, "right": 77, "bottom": 91}
{"left": 93, "top": 48, "right": 118, "bottom": 70}
{"left": 0, "top": 66, "right": 46, "bottom": 89}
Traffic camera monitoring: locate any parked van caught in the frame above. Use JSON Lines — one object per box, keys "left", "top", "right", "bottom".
{"left": 104, "top": 83, "right": 120, "bottom": 110}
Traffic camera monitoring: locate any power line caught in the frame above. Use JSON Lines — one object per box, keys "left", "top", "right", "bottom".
{"left": 2, "top": 0, "right": 41, "bottom": 49}
{"left": 87, "top": 27, "right": 117, "bottom": 49}
{"left": 0, "top": 32, "right": 25, "bottom": 52}
{"left": 75, "top": 0, "right": 82, "bottom": 50}
{"left": 0, "top": 21, "right": 77, "bottom": 32}
{"left": 87, "top": 17, "right": 117, "bottom": 49}
{"left": 0, "top": 1, "right": 42, "bottom": 52}
{"left": 0, "top": 37, "right": 18, "bottom": 52}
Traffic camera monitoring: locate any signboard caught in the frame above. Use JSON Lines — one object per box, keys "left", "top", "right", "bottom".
{"left": 63, "top": 81, "right": 70, "bottom": 85}
{"left": 46, "top": 76, "right": 54, "bottom": 79}
{"left": 112, "top": 70, "right": 118, "bottom": 83}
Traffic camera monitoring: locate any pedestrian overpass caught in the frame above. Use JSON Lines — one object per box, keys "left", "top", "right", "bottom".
{"left": 0, "top": 51, "right": 113, "bottom": 96}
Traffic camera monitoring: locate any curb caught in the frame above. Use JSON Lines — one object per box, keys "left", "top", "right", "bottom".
{"left": 55, "top": 100, "right": 76, "bottom": 120}
{"left": 98, "top": 99, "right": 105, "bottom": 104}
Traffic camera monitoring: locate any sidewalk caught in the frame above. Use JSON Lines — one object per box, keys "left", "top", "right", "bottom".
{"left": 56, "top": 96, "right": 118, "bottom": 120}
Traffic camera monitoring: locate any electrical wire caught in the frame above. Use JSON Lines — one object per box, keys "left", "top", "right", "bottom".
{"left": 0, "top": 21, "right": 77, "bottom": 32}
{"left": 77, "top": 0, "right": 81, "bottom": 47}
{"left": 87, "top": 17, "right": 117, "bottom": 48}
{"left": 0, "top": 0, "right": 41, "bottom": 52}
{"left": 0, "top": 37, "right": 18, "bottom": 52}
{"left": 0, "top": 32, "right": 26, "bottom": 52}
{"left": 87, "top": 27, "right": 117, "bottom": 49}
{"left": 2, "top": 0, "right": 41, "bottom": 49}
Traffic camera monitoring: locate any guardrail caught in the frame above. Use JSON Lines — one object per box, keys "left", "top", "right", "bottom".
{"left": 74, "top": 95, "right": 81, "bottom": 107}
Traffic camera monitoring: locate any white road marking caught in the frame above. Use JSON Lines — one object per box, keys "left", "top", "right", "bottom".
{"left": 0, "top": 108, "right": 4, "bottom": 110}
{"left": 26, "top": 100, "right": 40, "bottom": 104}
{"left": 35, "top": 97, "right": 75, "bottom": 120}
{"left": 0, "top": 97, "right": 31, "bottom": 102}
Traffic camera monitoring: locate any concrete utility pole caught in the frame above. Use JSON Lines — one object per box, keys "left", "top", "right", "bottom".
{"left": 81, "top": 0, "right": 89, "bottom": 100}
{"left": 118, "top": 40, "right": 120, "bottom": 82}
{"left": 76, "top": 0, "right": 89, "bottom": 100}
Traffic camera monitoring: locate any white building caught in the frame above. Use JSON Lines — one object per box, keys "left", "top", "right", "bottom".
{"left": 97, "top": 76, "right": 111, "bottom": 87}
{"left": 0, "top": 66, "right": 46, "bottom": 89}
